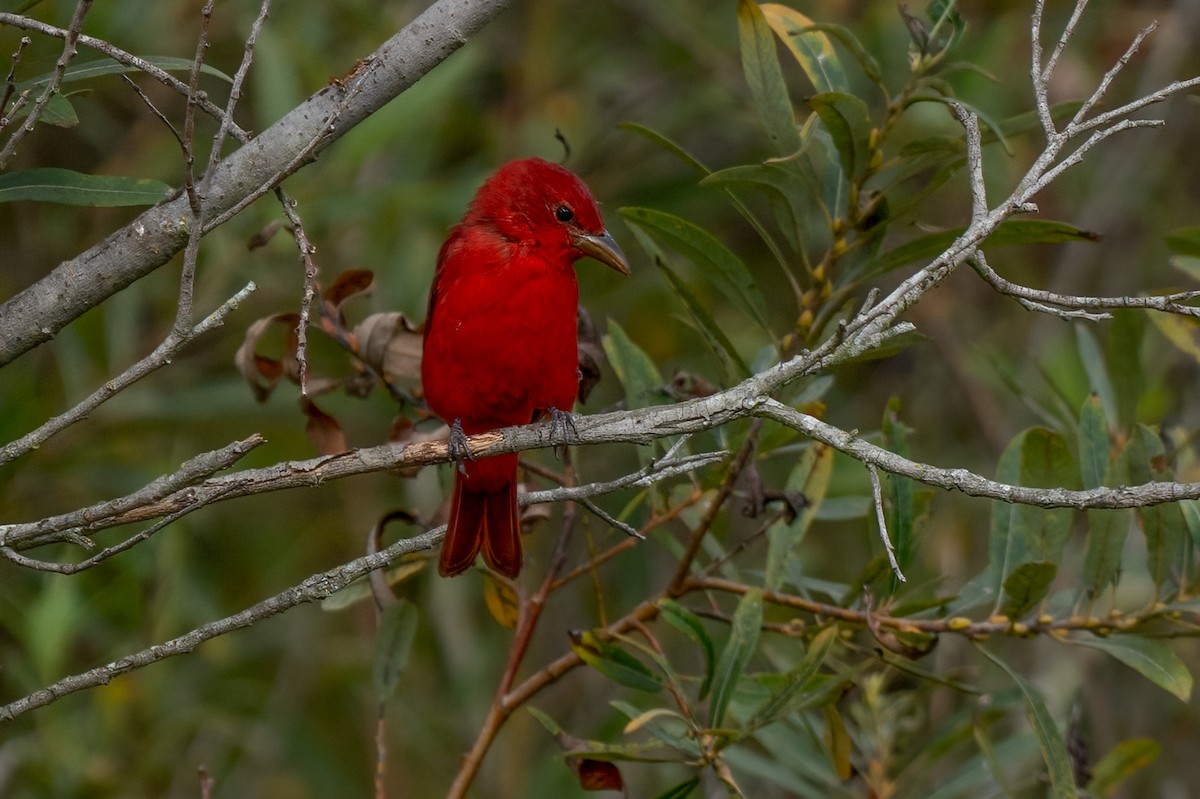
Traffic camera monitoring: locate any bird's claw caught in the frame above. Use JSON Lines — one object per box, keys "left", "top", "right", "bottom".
{"left": 448, "top": 418, "right": 475, "bottom": 475}
{"left": 547, "top": 406, "right": 578, "bottom": 460}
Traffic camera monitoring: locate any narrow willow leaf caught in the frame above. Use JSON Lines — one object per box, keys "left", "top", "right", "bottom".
{"left": 808, "top": 92, "right": 873, "bottom": 181}
{"left": 1071, "top": 635, "right": 1193, "bottom": 702}
{"left": 659, "top": 599, "right": 717, "bottom": 699}
{"left": 1165, "top": 226, "right": 1200, "bottom": 257}
{"left": 710, "top": 589, "right": 763, "bottom": 727}
{"left": 373, "top": 600, "right": 419, "bottom": 701}
{"left": 703, "top": 162, "right": 830, "bottom": 250}
{"left": 738, "top": 0, "right": 804, "bottom": 158}
{"left": 1146, "top": 310, "right": 1200, "bottom": 363}
{"left": 0, "top": 168, "right": 172, "bottom": 207}
{"left": 612, "top": 701, "right": 702, "bottom": 758}
{"left": 1083, "top": 507, "right": 1131, "bottom": 597}
{"left": 1077, "top": 393, "right": 1109, "bottom": 491}
{"left": 1181, "top": 500, "right": 1200, "bottom": 552}
{"left": 652, "top": 777, "right": 701, "bottom": 799}
{"left": 979, "top": 646, "right": 1077, "bottom": 798}
{"left": 759, "top": 5, "right": 851, "bottom": 93}
{"left": 620, "top": 207, "right": 770, "bottom": 332}
{"left": 1016, "top": 428, "right": 1076, "bottom": 563}
{"left": 1123, "top": 425, "right": 1185, "bottom": 591}
{"left": 1001, "top": 561, "right": 1057, "bottom": 619}
{"left": 882, "top": 397, "right": 922, "bottom": 578}
{"left": 823, "top": 703, "right": 853, "bottom": 780}
{"left": 957, "top": 428, "right": 1073, "bottom": 613}
{"left": 1087, "top": 738, "right": 1160, "bottom": 797}
{"left": 747, "top": 625, "right": 838, "bottom": 730}
{"left": 603, "top": 318, "right": 664, "bottom": 411}
{"left": 1075, "top": 326, "right": 1118, "bottom": 431}
{"left": 1106, "top": 311, "right": 1143, "bottom": 431}
{"left": 570, "top": 630, "right": 663, "bottom": 694}
{"left": 18, "top": 56, "right": 233, "bottom": 88}
{"left": 870, "top": 219, "right": 1101, "bottom": 278}
{"left": 906, "top": 95, "right": 1014, "bottom": 156}
{"left": 765, "top": 442, "right": 834, "bottom": 591}
{"left": 8, "top": 92, "right": 78, "bottom": 127}
{"left": 654, "top": 256, "right": 751, "bottom": 382}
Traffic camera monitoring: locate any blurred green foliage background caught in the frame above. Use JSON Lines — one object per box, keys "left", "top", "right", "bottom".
{"left": 2, "top": 0, "right": 1200, "bottom": 796}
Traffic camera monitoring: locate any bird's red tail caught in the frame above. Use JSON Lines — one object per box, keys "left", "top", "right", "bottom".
{"left": 438, "top": 453, "right": 522, "bottom": 578}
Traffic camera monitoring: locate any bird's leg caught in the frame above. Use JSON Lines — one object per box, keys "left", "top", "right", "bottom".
{"left": 546, "top": 406, "right": 578, "bottom": 460}
{"left": 448, "top": 418, "right": 475, "bottom": 475}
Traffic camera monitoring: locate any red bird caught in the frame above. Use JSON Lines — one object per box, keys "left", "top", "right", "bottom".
{"left": 422, "top": 158, "right": 630, "bottom": 578}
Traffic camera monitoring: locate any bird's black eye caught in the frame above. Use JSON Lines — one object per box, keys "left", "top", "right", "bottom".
{"left": 555, "top": 205, "right": 574, "bottom": 223}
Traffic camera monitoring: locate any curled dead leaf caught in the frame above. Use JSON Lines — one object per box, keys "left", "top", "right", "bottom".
{"left": 355, "top": 311, "right": 423, "bottom": 388}
{"left": 235, "top": 312, "right": 301, "bottom": 401}
{"left": 300, "top": 396, "right": 347, "bottom": 455}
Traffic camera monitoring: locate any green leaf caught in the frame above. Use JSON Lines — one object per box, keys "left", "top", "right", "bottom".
{"left": 1083, "top": 506, "right": 1132, "bottom": 598}
{"left": 808, "top": 92, "right": 873, "bottom": 181}
{"left": 746, "top": 625, "right": 838, "bottom": 730}
{"left": 1165, "top": 226, "right": 1200, "bottom": 257}
{"left": 703, "top": 162, "right": 830, "bottom": 251}
{"left": 1000, "top": 561, "right": 1057, "bottom": 619}
{"left": 0, "top": 168, "right": 172, "bottom": 207}
{"left": 372, "top": 600, "right": 419, "bottom": 701}
{"left": 738, "top": 0, "right": 804, "bottom": 158}
{"left": 570, "top": 630, "right": 663, "bottom": 694}
{"left": 1071, "top": 635, "right": 1193, "bottom": 701}
{"left": 652, "top": 777, "right": 700, "bottom": 799}
{"left": 620, "top": 207, "right": 771, "bottom": 332}
{"left": 1019, "top": 429, "right": 1076, "bottom": 563}
{"left": 8, "top": 92, "right": 79, "bottom": 127}
{"left": 1075, "top": 325, "right": 1117, "bottom": 431}
{"left": 710, "top": 589, "right": 763, "bottom": 727}
{"left": 882, "top": 397, "right": 925, "bottom": 580}
{"left": 1147, "top": 309, "right": 1200, "bottom": 367}
{"left": 18, "top": 56, "right": 233, "bottom": 89}
{"left": 659, "top": 599, "right": 717, "bottom": 700}
{"left": 1181, "top": 500, "right": 1200, "bottom": 552}
{"left": 612, "top": 701, "right": 702, "bottom": 759}
{"left": 603, "top": 318, "right": 664, "bottom": 412}
{"left": 979, "top": 646, "right": 1077, "bottom": 798}
{"left": 1088, "top": 738, "right": 1160, "bottom": 797}
{"left": 759, "top": 5, "right": 852, "bottom": 94}
{"left": 870, "top": 219, "right": 1101, "bottom": 278}
{"left": 765, "top": 442, "right": 834, "bottom": 591}
{"left": 957, "top": 428, "right": 1074, "bottom": 613}
{"left": 1123, "top": 425, "right": 1185, "bottom": 591}
{"left": 1077, "top": 393, "right": 1109, "bottom": 491}
{"left": 653, "top": 254, "right": 752, "bottom": 382}
{"left": 1106, "top": 311, "right": 1143, "bottom": 431}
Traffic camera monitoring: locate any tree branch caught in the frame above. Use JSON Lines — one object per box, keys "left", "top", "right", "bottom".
{"left": 0, "top": 0, "right": 512, "bottom": 367}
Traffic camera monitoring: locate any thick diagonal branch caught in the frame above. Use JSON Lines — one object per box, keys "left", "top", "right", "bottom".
{"left": 0, "top": 0, "right": 511, "bottom": 367}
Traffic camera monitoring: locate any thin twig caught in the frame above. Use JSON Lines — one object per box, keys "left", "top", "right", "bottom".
{"left": 868, "top": 464, "right": 905, "bottom": 582}
{"left": 0, "top": 0, "right": 93, "bottom": 169}
{"left": 970, "top": 250, "right": 1200, "bottom": 320}
{"left": 0, "top": 283, "right": 257, "bottom": 467}
{"left": 0, "top": 13, "right": 251, "bottom": 142}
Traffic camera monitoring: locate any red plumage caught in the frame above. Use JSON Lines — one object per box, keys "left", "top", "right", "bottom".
{"left": 422, "top": 158, "right": 629, "bottom": 578}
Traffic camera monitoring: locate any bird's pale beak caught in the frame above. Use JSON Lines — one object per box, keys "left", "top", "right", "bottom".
{"left": 572, "top": 230, "right": 631, "bottom": 275}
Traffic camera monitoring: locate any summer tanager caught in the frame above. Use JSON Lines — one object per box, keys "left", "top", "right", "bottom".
{"left": 422, "top": 158, "right": 629, "bottom": 578}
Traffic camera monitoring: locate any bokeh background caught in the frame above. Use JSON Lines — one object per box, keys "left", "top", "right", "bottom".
{"left": 2, "top": 0, "right": 1199, "bottom": 796}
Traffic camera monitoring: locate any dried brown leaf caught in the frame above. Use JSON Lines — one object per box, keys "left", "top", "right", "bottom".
{"left": 301, "top": 397, "right": 347, "bottom": 455}
{"left": 235, "top": 313, "right": 301, "bottom": 401}
{"left": 355, "top": 311, "right": 423, "bottom": 387}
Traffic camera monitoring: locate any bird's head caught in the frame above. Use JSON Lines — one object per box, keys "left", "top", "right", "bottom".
{"left": 466, "top": 157, "right": 630, "bottom": 275}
